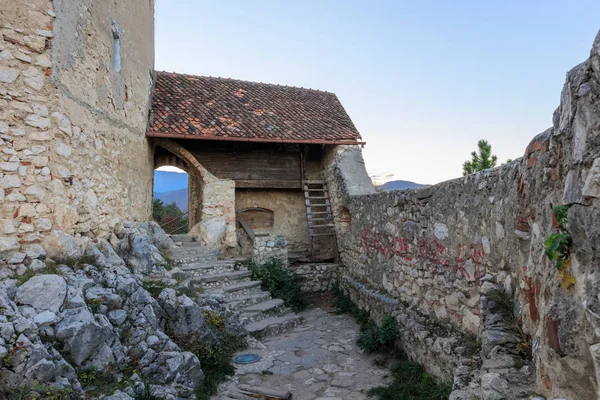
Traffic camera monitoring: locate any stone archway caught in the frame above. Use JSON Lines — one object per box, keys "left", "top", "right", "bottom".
{"left": 154, "top": 139, "right": 237, "bottom": 250}
{"left": 154, "top": 148, "right": 199, "bottom": 232}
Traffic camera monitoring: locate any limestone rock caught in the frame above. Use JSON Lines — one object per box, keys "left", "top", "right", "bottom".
{"left": 43, "top": 231, "right": 84, "bottom": 260}
{"left": 15, "top": 275, "right": 66, "bottom": 313}
{"left": 117, "top": 231, "right": 166, "bottom": 273}
{"left": 140, "top": 351, "right": 204, "bottom": 392}
{"left": 55, "top": 307, "right": 112, "bottom": 366}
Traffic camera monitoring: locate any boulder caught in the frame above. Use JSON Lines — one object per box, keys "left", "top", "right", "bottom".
{"left": 55, "top": 307, "right": 112, "bottom": 365}
{"left": 145, "top": 221, "right": 174, "bottom": 250}
{"left": 140, "top": 351, "right": 203, "bottom": 391}
{"left": 158, "top": 289, "right": 213, "bottom": 340}
{"left": 87, "top": 239, "right": 126, "bottom": 269}
{"left": 33, "top": 311, "right": 58, "bottom": 326}
{"left": 43, "top": 231, "right": 84, "bottom": 260}
{"left": 117, "top": 232, "right": 166, "bottom": 273}
{"left": 15, "top": 275, "right": 67, "bottom": 313}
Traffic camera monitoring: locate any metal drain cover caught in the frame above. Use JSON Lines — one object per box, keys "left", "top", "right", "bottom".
{"left": 233, "top": 353, "right": 261, "bottom": 364}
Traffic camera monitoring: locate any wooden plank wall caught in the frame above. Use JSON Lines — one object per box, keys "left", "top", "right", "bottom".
{"left": 190, "top": 148, "right": 302, "bottom": 189}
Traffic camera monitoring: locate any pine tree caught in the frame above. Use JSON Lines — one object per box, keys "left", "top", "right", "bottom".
{"left": 462, "top": 140, "right": 498, "bottom": 176}
{"left": 153, "top": 198, "right": 188, "bottom": 233}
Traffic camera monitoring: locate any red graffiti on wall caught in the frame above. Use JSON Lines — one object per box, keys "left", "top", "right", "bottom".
{"left": 361, "top": 227, "right": 484, "bottom": 280}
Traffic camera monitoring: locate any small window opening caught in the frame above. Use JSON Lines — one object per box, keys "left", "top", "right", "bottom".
{"left": 111, "top": 20, "right": 122, "bottom": 73}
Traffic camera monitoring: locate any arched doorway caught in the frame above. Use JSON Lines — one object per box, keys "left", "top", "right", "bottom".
{"left": 153, "top": 164, "right": 189, "bottom": 234}
{"left": 152, "top": 139, "right": 237, "bottom": 249}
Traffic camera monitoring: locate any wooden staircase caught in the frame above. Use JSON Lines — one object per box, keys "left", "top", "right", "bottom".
{"left": 302, "top": 180, "right": 337, "bottom": 259}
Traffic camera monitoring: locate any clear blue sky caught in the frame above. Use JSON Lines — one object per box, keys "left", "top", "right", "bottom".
{"left": 155, "top": 1, "right": 600, "bottom": 184}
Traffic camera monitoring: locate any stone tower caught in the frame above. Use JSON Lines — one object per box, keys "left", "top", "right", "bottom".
{"left": 0, "top": 0, "right": 156, "bottom": 259}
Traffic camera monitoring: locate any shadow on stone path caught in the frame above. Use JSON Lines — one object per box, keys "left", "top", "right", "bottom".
{"left": 216, "top": 298, "right": 390, "bottom": 400}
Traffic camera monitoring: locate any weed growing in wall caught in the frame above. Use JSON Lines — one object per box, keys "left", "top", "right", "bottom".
{"left": 544, "top": 205, "right": 575, "bottom": 288}
{"left": 246, "top": 258, "right": 306, "bottom": 311}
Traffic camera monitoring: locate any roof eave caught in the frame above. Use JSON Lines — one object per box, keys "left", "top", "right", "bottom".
{"left": 146, "top": 131, "right": 366, "bottom": 146}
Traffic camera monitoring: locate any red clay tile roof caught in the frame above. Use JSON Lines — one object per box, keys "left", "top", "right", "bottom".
{"left": 148, "top": 71, "right": 363, "bottom": 144}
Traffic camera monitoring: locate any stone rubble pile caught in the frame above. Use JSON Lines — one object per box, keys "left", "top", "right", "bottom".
{"left": 0, "top": 221, "right": 243, "bottom": 400}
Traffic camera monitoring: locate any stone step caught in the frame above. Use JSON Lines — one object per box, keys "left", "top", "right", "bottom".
{"left": 224, "top": 292, "right": 272, "bottom": 309}
{"left": 170, "top": 248, "right": 218, "bottom": 264}
{"left": 178, "top": 260, "right": 241, "bottom": 276}
{"left": 180, "top": 241, "right": 204, "bottom": 247}
{"left": 222, "top": 280, "right": 263, "bottom": 298}
{"left": 190, "top": 271, "right": 252, "bottom": 290}
{"left": 239, "top": 299, "right": 288, "bottom": 325}
{"left": 170, "top": 247, "right": 215, "bottom": 256}
{"left": 170, "top": 234, "right": 194, "bottom": 242}
{"left": 241, "top": 298, "right": 284, "bottom": 314}
{"left": 244, "top": 313, "right": 305, "bottom": 339}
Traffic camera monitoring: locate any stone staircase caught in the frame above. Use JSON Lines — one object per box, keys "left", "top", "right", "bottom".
{"left": 169, "top": 234, "right": 304, "bottom": 338}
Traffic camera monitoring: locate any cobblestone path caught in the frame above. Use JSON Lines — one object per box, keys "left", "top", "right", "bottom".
{"left": 217, "top": 299, "right": 390, "bottom": 399}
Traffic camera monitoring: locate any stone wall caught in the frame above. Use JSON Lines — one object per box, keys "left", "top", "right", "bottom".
{"left": 0, "top": 0, "right": 155, "bottom": 258}
{"left": 235, "top": 189, "right": 310, "bottom": 254}
{"left": 289, "top": 262, "right": 340, "bottom": 293}
{"left": 327, "top": 32, "right": 600, "bottom": 400}
{"left": 252, "top": 235, "right": 288, "bottom": 266}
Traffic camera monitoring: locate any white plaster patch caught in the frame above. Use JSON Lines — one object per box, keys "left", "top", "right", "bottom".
{"left": 433, "top": 223, "right": 448, "bottom": 240}
{"left": 495, "top": 222, "right": 505, "bottom": 239}
{"left": 481, "top": 236, "right": 491, "bottom": 254}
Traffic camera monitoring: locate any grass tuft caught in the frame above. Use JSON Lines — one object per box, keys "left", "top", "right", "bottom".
{"left": 142, "top": 281, "right": 168, "bottom": 299}
{"left": 246, "top": 258, "right": 306, "bottom": 311}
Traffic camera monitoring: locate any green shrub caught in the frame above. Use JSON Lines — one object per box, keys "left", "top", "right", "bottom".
{"left": 544, "top": 205, "right": 576, "bottom": 289}
{"left": 357, "top": 316, "right": 400, "bottom": 353}
{"left": 172, "top": 332, "right": 246, "bottom": 396}
{"left": 544, "top": 205, "right": 572, "bottom": 271}
{"left": 202, "top": 311, "right": 225, "bottom": 330}
{"left": 247, "top": 258, "right": 305, "bottom": 311}
{"left": 367, "top": 352, "right": 452, "bottom": 400}
{"left": 333, "top": 288, "right": 399, "bottom": 352}
{"left": 332, "top": 290, "right": 450, "bottom": 399}
{"left": 544, "top": 232, "right": 571, "bottom": 269}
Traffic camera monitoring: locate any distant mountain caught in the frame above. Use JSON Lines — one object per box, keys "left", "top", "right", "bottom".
{"left": 379, "top": 180, "right": 430, "bottom": 191}
{"left": 154, "top": 171, "right": 188, "bottom": 193}
{"left": 154, "top": 188, "right": 188, "bottom": 212}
